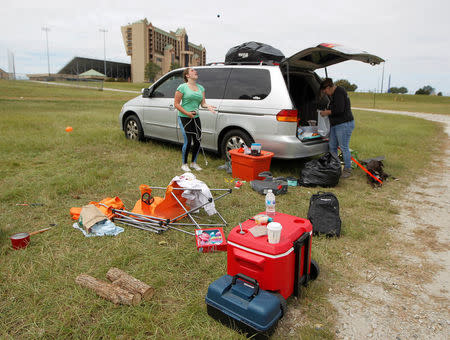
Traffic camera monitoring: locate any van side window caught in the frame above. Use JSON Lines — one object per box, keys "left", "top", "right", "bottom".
{"left": 196, "top": 68, "right": 231, "bottom": 99}
{"left": 224, "top": 69, "right": 271, "bottom": 100}
{"left": 152, "top": 72, "right": 183, "bottom": 98}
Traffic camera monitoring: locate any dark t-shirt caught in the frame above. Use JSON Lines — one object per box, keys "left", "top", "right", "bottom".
{"left": 329, "top": 86, "right": 354, "bottom": 126}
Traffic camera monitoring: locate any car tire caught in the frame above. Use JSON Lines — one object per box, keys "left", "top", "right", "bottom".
{"left": 220, "top": 129, "right": 254, "bottom": 160}
{"left": 124, "top": 115, "right": 144, "bottom": 141}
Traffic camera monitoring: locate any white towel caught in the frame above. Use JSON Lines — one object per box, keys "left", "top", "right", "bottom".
{"left": 171, "top": 173, "right": 217, "bottom": 215}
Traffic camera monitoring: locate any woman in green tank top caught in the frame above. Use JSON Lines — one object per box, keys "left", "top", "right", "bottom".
{"left": 174, "top": 68, "right": 216, "bottom": 172}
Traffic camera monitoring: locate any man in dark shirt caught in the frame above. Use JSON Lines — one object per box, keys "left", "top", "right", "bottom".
{"left": 318, "top": 78, "right": 355, "bottom": 178}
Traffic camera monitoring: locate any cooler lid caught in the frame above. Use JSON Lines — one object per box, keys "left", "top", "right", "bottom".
{"left": 227, "top": 212, "right": 312, "bottom": 255}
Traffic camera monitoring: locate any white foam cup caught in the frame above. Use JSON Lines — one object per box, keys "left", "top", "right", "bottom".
{"left": 267, "top": 222, "right": 282, "bottom": 244}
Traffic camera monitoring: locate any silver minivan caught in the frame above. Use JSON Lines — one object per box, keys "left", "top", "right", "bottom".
{"left": 119, "top": 43, "right": 383, "bottom": 159}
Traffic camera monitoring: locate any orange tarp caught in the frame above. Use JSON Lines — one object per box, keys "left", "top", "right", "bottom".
{"left": 70, "top": 196, "right": 125, "bottom": 220}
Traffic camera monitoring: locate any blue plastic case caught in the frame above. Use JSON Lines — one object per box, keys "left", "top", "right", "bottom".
{"left": 205, "top": 274, "right": 283, "bottom": 336}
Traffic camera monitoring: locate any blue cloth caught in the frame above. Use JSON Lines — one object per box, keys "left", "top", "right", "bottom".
{"left": 329, "top": 120, "right": 355, "bottom": 169}
{"left": 73, "top": 219, "right": 124, "bottom": 237}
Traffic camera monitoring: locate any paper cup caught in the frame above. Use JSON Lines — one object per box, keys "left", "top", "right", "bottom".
{"left": 267, "top": 222, "right": 282, "bottom": 244}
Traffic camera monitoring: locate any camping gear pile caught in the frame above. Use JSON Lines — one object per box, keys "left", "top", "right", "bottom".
{"left": 70, "top": 174, "right": 232, "bottom": 237}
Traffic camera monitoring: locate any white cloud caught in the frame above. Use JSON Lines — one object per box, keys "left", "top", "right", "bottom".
{"left": 0, "top": 0, "right": 449, "bottom": 94}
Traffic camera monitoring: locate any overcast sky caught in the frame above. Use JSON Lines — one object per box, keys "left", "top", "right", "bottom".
{"left": 1, "top": 0, "right": 449, "bottom": 94}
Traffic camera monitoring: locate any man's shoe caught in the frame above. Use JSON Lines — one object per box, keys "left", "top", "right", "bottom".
{"left": 342, "top": 168, "right": 352, "bottom": 178}
{"left": 181, "top": 164, "right": 191, "bottom": 172}
{"left": 190, "top": 162, "right": 202, "bottom": 171}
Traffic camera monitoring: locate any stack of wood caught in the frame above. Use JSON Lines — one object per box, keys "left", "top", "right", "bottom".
{"left": 75, "top": 267, "right": 154, "bottom": 306}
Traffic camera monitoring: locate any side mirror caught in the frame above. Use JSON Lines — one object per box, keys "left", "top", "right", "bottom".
{"left": 142, "top": 88, "right": 151, "bottom": 98}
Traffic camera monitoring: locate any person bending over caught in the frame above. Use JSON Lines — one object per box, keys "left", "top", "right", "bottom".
{"left": 318, "top": 78, "right": 355, "bottom": 178}
{"left": 174, "top": 68, "right": 216, "bottom": 172}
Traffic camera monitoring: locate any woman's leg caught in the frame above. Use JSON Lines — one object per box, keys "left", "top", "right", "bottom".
{"left": 328, "top": 125, "right": 338, "bottom": 157}
{"left": 334, "top": 120, "right": 355, "bottom": 169}
{"left": 178, "top": 116, "right": 192, "bottom": 164}
{"left": 191, "top": 117, "right": 202, "bottom": 163}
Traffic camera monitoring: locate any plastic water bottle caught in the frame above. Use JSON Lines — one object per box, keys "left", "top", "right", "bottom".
{"left": 265, "top": 189, "right": 276, "bottom": 216}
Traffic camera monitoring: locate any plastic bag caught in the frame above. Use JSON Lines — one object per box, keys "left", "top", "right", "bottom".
{"left": 299, "top": 153, "right": 342, "bottom": 187}
{"left": 317, "top": 110, "right": 330, "bottom": 137}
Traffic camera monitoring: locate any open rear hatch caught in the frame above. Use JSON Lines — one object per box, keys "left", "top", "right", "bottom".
{"left": 281, "top": 43, "right": 384, "bottom": 142}
{"left": 282, "top": 43, "right": 384, "bottom": 70}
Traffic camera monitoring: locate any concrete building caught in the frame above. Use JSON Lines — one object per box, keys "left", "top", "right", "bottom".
{"left": 0, "top": 68, "right": 10, "bottom": 80}
{"left": 121, "top": 18, "right": 206, "bottom": 83}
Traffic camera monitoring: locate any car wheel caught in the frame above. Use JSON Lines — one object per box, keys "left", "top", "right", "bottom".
{"left": 124, "top": 115, "right": 144, "bottom": 141}
{"left": 220, "top": 129, "right": 254, "bottom": 160}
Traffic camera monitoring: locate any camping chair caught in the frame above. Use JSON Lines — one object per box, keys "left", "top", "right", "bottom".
{"left": 111, "top": 182, "right": 232, "bottom": 234}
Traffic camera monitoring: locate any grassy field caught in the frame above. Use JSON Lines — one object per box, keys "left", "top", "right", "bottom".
{"left": 349, "top": 91, "right": 450, "bottom": 114}
{"left": 0, "top": 80, "right": 447, "bottom": 339}
{"left": 104, "top": 81, "right": 150, "bottom": 92}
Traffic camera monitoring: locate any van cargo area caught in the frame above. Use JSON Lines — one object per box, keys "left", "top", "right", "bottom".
{"left": 283, "top": 71, "right": 329, "bottom": 126}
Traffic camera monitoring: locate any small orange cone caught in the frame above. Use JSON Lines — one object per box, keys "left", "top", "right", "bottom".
{"left": 65, "top": 126, "right": 73, "bottom": 132}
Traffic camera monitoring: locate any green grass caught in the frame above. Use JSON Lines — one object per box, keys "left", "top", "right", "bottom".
{"left": 104, "top": 81, "right": 150, "bottom": 92}
{"left": 349, "top": 92, "right": 450, "bottom": 114}
{"left": 0, "top": 79, "right": 447, "bottom": 339}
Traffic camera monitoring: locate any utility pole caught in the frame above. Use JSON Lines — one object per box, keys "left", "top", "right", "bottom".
{"left": 42, "top": 26, "right": 51, "bottom": 76}
{"left": 99, "top": 28, "right": 108, "bottom": 77}
{"left": 380, "top": 62, "right": 385, "bottom": 94}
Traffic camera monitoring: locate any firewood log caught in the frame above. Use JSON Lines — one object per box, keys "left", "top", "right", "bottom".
{"left": 75, "top": 274, "right": 141, "bottom": 306}
{"left": 106, "top": 267, "right": 154, "bottom": 301}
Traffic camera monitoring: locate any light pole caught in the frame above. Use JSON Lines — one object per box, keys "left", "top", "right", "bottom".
{"left": 42, "top": 26, "right": 51, "bottom": 76}
{"left": 99, "top": 28, "right": 108, "bottom": 77}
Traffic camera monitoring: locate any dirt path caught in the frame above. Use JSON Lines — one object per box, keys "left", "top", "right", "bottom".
{"left": 331, "top": 109, "right": 450, "bottom": 339}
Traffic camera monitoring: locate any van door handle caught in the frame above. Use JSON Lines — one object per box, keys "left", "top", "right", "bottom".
{"left": 168, "top": 104, "right": 175, "bottom": 111}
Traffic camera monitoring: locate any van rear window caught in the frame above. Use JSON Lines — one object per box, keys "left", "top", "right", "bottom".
{"left": 224, "top": 69, "right": 271, "bottom": 100}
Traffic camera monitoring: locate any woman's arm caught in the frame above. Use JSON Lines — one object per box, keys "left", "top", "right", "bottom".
{"left": 319, "top": 109, "right": 332, "bottom": 117}
{"left": 201, "top": 92, "right": 216, "bottom": 113}
{"left": 174, "top": 91, "right": 195, "bottom": 118}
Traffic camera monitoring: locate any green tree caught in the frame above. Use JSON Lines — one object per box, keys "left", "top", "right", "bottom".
{"left": 415, "top": 85, "right": 435, "bottom": 95}
{"left": 389, "top": 86, "right": 408, "bottom": 94}
{"left": 170, "top": 62, "right": 181, "bottom": 70}
{"left": 437, "top": 92, "right": 443, "bottom": 96}
{"left": 144, "top": 62, "right": 161, "bottom": 82}
{"left": 335, "top": 79, "right": 358, "bottom": 92}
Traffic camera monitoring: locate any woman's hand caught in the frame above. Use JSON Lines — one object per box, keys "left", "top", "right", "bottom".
{"left": 205, "top": 104, "right": 217, "bottom": 113}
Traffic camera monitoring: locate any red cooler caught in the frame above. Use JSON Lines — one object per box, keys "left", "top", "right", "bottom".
{"left": 227, "top": 212, "right": 313, "bottom": 300}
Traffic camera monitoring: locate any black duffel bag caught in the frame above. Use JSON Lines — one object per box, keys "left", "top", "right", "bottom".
{"left": 307, "top": 191, "right": 341, "bottom": 237}
{"left": 299, "top": 153, "right": 341, "bottom": 187}
{"left": 225, "top": 41, "right": 285, "bottom": 64}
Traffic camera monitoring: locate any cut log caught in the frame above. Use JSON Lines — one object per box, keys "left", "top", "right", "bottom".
{"left": 106, "top": 267, "right": 154, "bottom": 301}
{"left": 75, "top": 274, "right": 141, "bottom": 306}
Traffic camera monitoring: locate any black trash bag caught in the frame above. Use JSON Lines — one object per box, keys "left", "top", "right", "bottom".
{"left": 299, "top": 153, "right": 342, "bottom": 187}
{"left": 250, "top": 171, "right": 288, "bottom": 195}
{"left": 225, "top": 41, "right": 285, "bottom": 64}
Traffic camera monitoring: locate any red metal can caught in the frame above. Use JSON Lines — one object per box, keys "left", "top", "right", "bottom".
{"left": 10, "top": 232, "right": 31, "bottom": 249}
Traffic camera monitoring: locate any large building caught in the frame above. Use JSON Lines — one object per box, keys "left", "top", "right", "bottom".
{"left": 0, "top": 68, "right": 10, "bottom": 80}
{"left": 121, "top": 18, "right": 206, "bottom": 83}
